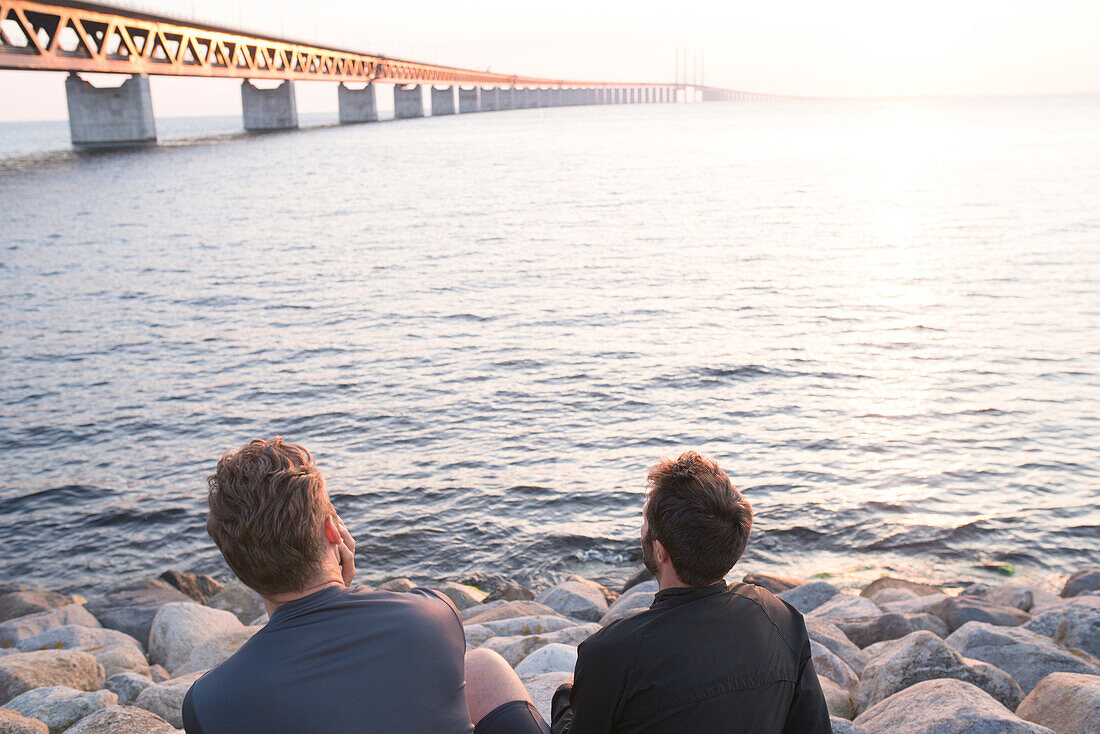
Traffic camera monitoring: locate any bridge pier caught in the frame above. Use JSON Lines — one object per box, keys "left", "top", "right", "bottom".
{"left": 337, "top": 83, "right": 377, "bottom": 124}
{"left": 499, "top": 88, "right": 515, "bottom": 110}
{"left": 479, "top": 87, "right": 498, "bottom": 111}
{"left": 241, "top": 80, "right": 298, "bottom": 131}
{"left": 431, "top": 86, "right": 456, "bottom": 115}
{"left": 65, "top": 73, "right": 156, "bottom": 148}
{"left": 458, "top": 87, "right": 479, "bottom": 113}
{"left": 394, "top": 84, "right": 424, "bottom": 118}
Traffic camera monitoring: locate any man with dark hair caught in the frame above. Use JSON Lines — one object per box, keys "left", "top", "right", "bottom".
{"left": 183, "top": 437, "right": 549, "bottom": 734}
{"left": 551, "top": 451, "right": 832, "bottom": 733}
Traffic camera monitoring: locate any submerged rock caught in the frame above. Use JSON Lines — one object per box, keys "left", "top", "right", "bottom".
{"left": 780, "top": 582, "right": 841, "bottom": 614}
{"left": 64, "top": 705, "right": 177, "bottom": 734}
{"left": 0, "top": 650, "right": 105, "bottom": 705}
{"left": 535, "top": 581, "right": 608, "bottom": 623}
{"left": 0, "top": 606, "right": 100, "bottom": 650}
{"left": 853, "top": 679, "right": 1053, "bottom": 733}
{"left": 1062, "top": 569, "right": 1100, "bottom": 598}
{"left": 1015, "top": 672, "right": 1100, "bottom": 734}
{"left": 3, "top": 686, "right": 116, "bottom": 734}
{"left": 946, "top": 621, "right": 1100, "bottom": 693}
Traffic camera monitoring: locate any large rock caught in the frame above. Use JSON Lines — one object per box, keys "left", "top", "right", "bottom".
{"left": 937, "top": 596, "right": 1030, "bottom": 632}
{"left": 158, "top": 571, "right": 224, "bottom": 604}
{"left": 879, "top": 592, "right": 950, "bottom": 616}
{"left": 377, "top": 578, "right": 416, "bottom": 593}
{"left": 520, "top": 673, "right": 567, "bottom": 723}
{"left": 0, "top": 709, "right": 48, "bottom": 734}
{"left": 600, "top": 581, "right": 657, "bottom": 626}
{"left": 514, "top": 643, "right": 578, "bottom": 676}
{"left": 434, "top": 582, "right": 487, "bottom": 611}
{"left": 147, "top": 602, "right": 242, "bottom": 674}
{"left": 854, "top": 630, "right": 1022, "bottom": 714}
{"left": 809, "top": 595, "right": 882, "bottom": 622}
{"left": 811, "top": 641, "right": 859, "bottom": 693}
{"left": 204, "top": 585, "right": 266, "bottom": 626}
{"left": 981, "top": 584, "right": 1061, "bottom": 613}
{"left": 84, "top": 580, "right": 192, "bottom": 647}
{"left": 838, "top": 613, "right": 949, "bottom": 648}
{"left": 17, "top": 626, "right": 148, "bottom": 678}
{"left": 65, "top": 705, "right": 177, "bottom": 734}
{"left": 853, "top": 679, "right": 1053, "bottom": 733}
{"left": 830, "top": 717, "right": 868, "bottom": 734}
{"left": 100, "top": 672, "right": 152, "bottom": 706}
{"left": 947, "top": 621, "right": 1100, "bottom": 693}
{"left": 132, "top": 670, "right": 205, "bottom": 728}
{"left": 1024, "top": 599, "right": 1100, "bottom": 658}
{"left": 464, "top": 616, "right": 576, "bottom": 647}
{"left": 0, "top": 606, "right": 100, "bottom": 650}
{"left": 620, "top": 565, "right": 653, "bottom": 593}
{"left": 1062, "top": 569, "right": 1100, "bottom": 598}
{"left": 4, "top": 687, "right": 115, "bottom": 734}
{"left": 535, "top": 581, "right": 609, "bottom": 623}
{"left": 479, "top": 624, "right": 600, "bottom": 666}
{"left": 820, "top": 676, "right": 854, "bottom": 719}
{"left": 1015, "top": 672, "right": 1100, "bottom": 734}
{"left": 173, "top": 626, "right": 260, "bottom": 676}
{"left": 484, "top": 583, "right": 536, "bottom": 603}
{"left": 742, "top": 572, "right": 806, "bottom": 595}
{"left": 0, "top": 594, "right": 71, "bottom": 625}
{"left": 464, "top": 601, "right": 561, "bottom": 625}
{"left": 0, "top": 651, "right": 105, "bottom": 705}
{"left": 780, "top": 582, "right": 841, "bottom": 614}
{"left": 860, "top": 577, "right": 942, "bottom": 602}
{"left": 806, "top": 618, "right": 868, "bottom": 674}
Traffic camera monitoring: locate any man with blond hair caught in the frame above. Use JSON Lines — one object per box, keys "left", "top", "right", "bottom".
{"left": 182, "top": 437, "right": 549, "bottom": 734}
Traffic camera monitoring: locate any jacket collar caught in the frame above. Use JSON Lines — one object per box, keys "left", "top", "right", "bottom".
{"left": 650, "top": 581, "right": 729, "bottom": 609}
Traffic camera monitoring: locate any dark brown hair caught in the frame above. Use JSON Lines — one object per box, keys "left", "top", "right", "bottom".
{"left": 206, "top": 437, "right": 334, "bottom": 596}
{"left": 645, "top": 451, "right": 753, "bottom": 586}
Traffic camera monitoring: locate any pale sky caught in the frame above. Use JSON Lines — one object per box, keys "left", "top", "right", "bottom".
{"left": 2, "top": 0, "right": 1098, "bottom": 121}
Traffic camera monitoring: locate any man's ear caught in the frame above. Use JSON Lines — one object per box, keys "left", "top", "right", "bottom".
{"left": 323, "top": 516, "right": 340, "bottom": 545}
{"left": 654, "top": 538, "right": 670, "bottom": 565}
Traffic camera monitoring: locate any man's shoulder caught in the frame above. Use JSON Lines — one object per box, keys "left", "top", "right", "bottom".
{"left": 726, "top": 582, "right": 811, "bottom": 654}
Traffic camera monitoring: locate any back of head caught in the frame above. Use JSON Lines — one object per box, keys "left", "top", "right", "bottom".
{"left": 645, "top": 451, "right": 753, "bottom": 586}
{"left": 206, "top": 437, "right": 333, "bottom": 596}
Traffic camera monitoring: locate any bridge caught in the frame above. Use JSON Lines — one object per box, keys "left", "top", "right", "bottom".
{"left": 0, "top": 0, "right": 779, "bottom": 148}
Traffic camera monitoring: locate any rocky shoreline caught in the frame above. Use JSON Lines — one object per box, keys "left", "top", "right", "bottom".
{"left": 0, "top": 567, "right": 1098, "bottom": 733}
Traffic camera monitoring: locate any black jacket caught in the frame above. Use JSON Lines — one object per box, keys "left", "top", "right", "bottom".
{"left": 551, "top": 582, "right": 832, "bottom": 734}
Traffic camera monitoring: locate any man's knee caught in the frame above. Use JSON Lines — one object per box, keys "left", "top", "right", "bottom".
{"left": 465, "top": 648, "right": 532, "bottom": 724}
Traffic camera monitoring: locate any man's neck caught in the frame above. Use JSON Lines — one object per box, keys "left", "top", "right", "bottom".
{"left": 261, "top": 577, "right": 345, "bottom": 616}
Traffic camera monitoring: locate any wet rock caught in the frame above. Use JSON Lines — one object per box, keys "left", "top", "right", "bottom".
{"left": 1015, "top": 672, "right": 1100, "bottom": 734}
{"left": 0, "top": 650, "right": 105, "bottom": 705}
{"left": 16, "top": 626, "right": 148, "bottom": 678}
{"left": 535, "top": 581, "right": 609, "bottom": 623}
{"left": 854, "top": 630, "right": 1022, "bottom": 714}
{"left": 484, "top": 583, "right": 536, "bottom": 603}
{"left": 521, "top": 673, "right": 567, "bottom": 723}
{"left": 435, "top": 582, "right": 487, "bottom": 611}
{"left": 830, "top": 717, "right": 868, "bottom": 734}
{"left": 173, "top": 626, "right": 260, "bottom": 676}
{"left": 0, "top": 606, "right": 100, "bottom": 650}
{"left": 158, "top": 571, "right": 224, "bottom": 604}
{"left": 4, "top": 686, "right": 116, "bottom": 734}
{"left": 480, "top": 624, "right": 600, "bottom": 666}
{"left": 205, "top": 585, "right": 266, "bottom": 626}
{"left": 464, "top": 615, "right": 575, "bottom": 647}
{"left": 514, "top": 643, "right": 577, "bottom": 676}
{"left": 838, "top": 613, "right": 949, "bottom": 648}
{"left": 820, "top": 675, "right": 854, "bottom": 719}
{"left": 464, "top": 601, "right": 564, "bottom": 625}
{"left": 853, "top": 679, "right": 1053, "bottom": 734}
{"left": 805, "top": 618, "right": 868, "bottom": 674}
{"left": 0, "top": 708, "right": 48, "bottom": 734}
{"left": 84, "top": 580, "right": 191, "bottom": 648}
{"left": 0, "top": 594, "right": 72, "bottom": 626}
{"left": 64, "top": 705, "right": 177, "bottom": 734}
{"left": 620, "top": 565, "right": 653, "bottom": 593}
{"left": 809, "top": 595, "right": 882, "bottom": 622}
{"left": 742, "top": 572, "right": 807, "bottom": 595}
{"left": 600, "top": 581, "right": 657, "bottom": 626}
{"left": 100, "top": 672, "right": 151, "bottom": 706}
{"left": 811, "top": 641, "right": 859, "bottom": 693}
{"left": 377, "top": 578, "right": 416, "bottom": 593}
{"left": 1024, "top": 598, "right": 1100, "bottom": 657}
{"left": 946, "top": 621, "right": 1100, "bottom": 693}
{"left": 780, "top": 582, "right": 841, "bottom": 614}
{"left": 937, "top": 596, "right": 1030, "bottom": 632}
{"left": 147, "top": 602, "right": 242, "bottom": 674}
{"left": 860, "top": 577, "right": 942, "bottom": 603}
{"left": 1062, "top": 569, "right": 1100, "bottom": 598}
{"left": 132, "top": 670, "right": 205, "bottom": 728}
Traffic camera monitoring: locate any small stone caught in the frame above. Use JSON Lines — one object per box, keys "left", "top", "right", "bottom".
{"left": 837, "top": 613, "right": 948, "bottom": 648}
{"left": 811, "top": 641, "right": 859, "bottom": 693}
{"left": 1015, "top": 672, "right": 1100, "bottom": 734}
{"left": 63, "top": 705, "right": 177, "bottom": 734}
{"left": 464, "top": 616, "right": 575, "bottom": 647}
{"left": 859, "top": 577, "right": 942, "bottom": 603}
{"left": 4, "top": 686, "right": 116, "bottom": 734}
{"left": 520, "top": 672, "right": 568, "bottom": 723}
{"left": 464, "top": 601, "right": 561, "bottom": 625}
{"left": 1062, "top": 569, "right": 1100, "bottom": 598}
{"left": 484, "top": 583, "right": 536, "bottom": 603}
{"left": 805, "top": 618, "right": 867, "bottom": 674}
{"left": 479, "top": 624, "right": 600, "bottom": 666}
{"left": 147, "top": 602, "right": 242, "bottom": 674}
{"left": 853, "top": 679, "right": 1052, "bottom": 733}
{"left": 809, "top": 595, "right": 882, "bottom": 622}
{"left": 779, "top": 582, "right": 841, "bottom": 614}
{"left": 0, "top": 594, "right": 72, "bottom": 625}
{"left": 600, "top": 581, "right": 657, "bottom": 626}
{"left": 936, "top": 596, "right": 1030, "bottom": 632}
{"left": 742, "top": 572, "right": 807, "bottom": 595}
{"left": 377, "top": 578, "right": 416, "bottom": 593}
{"left": 101, "top": 672, "right": 152, "bottom": 706}
{"left": 434, "top": 582, "right": 487, "bottom": 611}
{"left": 84, "top": 580, "right": 192, "bottom": 648}
{"left": 205, "top": 585, "right": 266, "bottom": 626}
{"left": 946, "top": 620, "right": 1100, "bottom": 693}
{"left": 172, "top": 626, "right": 260, "bottom": 676}
{"left": 16, "top": 626, "right": 148, "bottom": 678}
{"left": 0, "top": 650, "right": 105, "bottom": 705}
{"left": 820, "top": 675, "right": 854, "bottom": 719}
{"left": 158, "top": 571, "right": 224, "bottom": 604}
{"left": 132, "top": 670, "right": 205, "bottom": 728}
{"left": 0, "top": 606, "right": 101, "bottom": 650}
{"left": 514, "top": 643, "right": 578, "bottom": 676}
{"left": 0, "top": 708, "right": 48, "bottom": 734}
{"left": 620, "top": 565, "right": 653, "bottom": 593}
{"left": 535, "top": 581, "right": 609, "bottom": 623}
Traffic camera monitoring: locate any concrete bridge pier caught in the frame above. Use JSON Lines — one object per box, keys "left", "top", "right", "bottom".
{"left": 337, "top": 83, "right": 377, "bottom": 123}
{"left": 479, "top": 87, "right": 498, "bottom": 111}
{"left": 394, "top": 84, "right": 424, "bottom": 118}
{"left": 500, "top": 88, "right": 515, "bottom": 110}
{"left": 458, "top": 87, "right": 479, "bottom": 113}
{"left": 431, "top": 86, "right": 456, "bottom": 115}
{"left": 65, "top": 72, "right": 157, "bottom": 148}
{"left": 242, "top": 80, "right": 298, "bottom": 131}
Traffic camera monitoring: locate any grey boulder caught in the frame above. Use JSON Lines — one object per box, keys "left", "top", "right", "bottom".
{"left": 937, "top": 596, "right": 1030, "bottom": 632}
{"left": 742, "top": 572, "right": 806, "bottom": 595}
{"left": 17, "top": 626, "right": 148, "bottom": 678}
{"left": 780, "top": 582, "right": 841, "bottom": 614}
{"left": 0, "top": 650, "right": 105, "bottom": 706}
{"left": 0, "top": 708, "right": 48, "bottom": 734}
{"left": 860, "top": 577, "right": 942, "bottom": 602}
{"left": 84, "top": 580, "right": 192, "bottom": 648}
{"left": 0, "top": 606, "right": 100, "bottom": 650}
{"left": 600, "top": 581, "right": 657, "bottom": 626}
{"left": 853, "top": 678, "right": 1053, "bottom": 733}
{"left": 809, "top": 595, "right": 882, "bottom": 622}
{"left": 464, "top": 600, "right": 560, "bottom": 624}
{"left": 520, "top": 672, "right": 567, "bottom": 723}
{"left": 484, "top": 583, "right": 536, "bottom": 602}
{"left": 147, "top": 602, "right": 243, "bottom": 674}
{"left": 157, "top": 571, "right": 224, "bottom": 604}
{"left": 479, "top": 624, "right": 599, "bottom": 666}
{"left": 1015, "top": 671, "right": 1100, "bottom": 734}
{"left": 805, "top": 618, "right": 868, "bottom": 674}
{"left": 64, "top": 704, "right": 177, "bottom": 734}
{"left": 838, "top": 613, "right": 949, "bottom": 648}
{"left": 811, "top": 641, "right": 859, "bottom": 693}
{"left": 132, "top": 670, "right": 205, "bottom": 728}
{"left": 1062, "top": 569, "right": 1100, "bottom": 598}
{"left": 434, "top": 582, "right": 487, "bottom": 611}
{"left": 205, "top": 585, "right": 266, "bottom": 625}
{"left": 3, "top": 686, "right": 116, "bottom": 734}
{"left": 946, "top": 621, "right": 1100, "bottom": 693}
{"left": 0, "top": 594, "right": 72, "bottom": 626}
{"left": 535, "top": 581, "right": 609, "bottom": 623}
{"left": 100, "top": 671, "right": 152, "bottom": 706}
{"left": 1024, "top": 597, "right": 1100, "bottom": 658}
{"left": 513, "top": 643, "right": 578, "bottom": 676}
{"left": 830, "top": 717, "right": 868, "bottom": 734}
